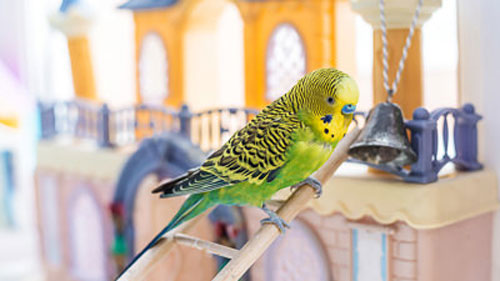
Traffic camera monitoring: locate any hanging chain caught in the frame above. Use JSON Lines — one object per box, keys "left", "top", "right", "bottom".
{"left": 379, "top": 0, "right": 423, "bottom": 102}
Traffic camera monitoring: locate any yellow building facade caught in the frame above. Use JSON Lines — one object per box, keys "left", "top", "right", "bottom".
{"left": 121, "top": 0, "right": 338, "bottom": 109}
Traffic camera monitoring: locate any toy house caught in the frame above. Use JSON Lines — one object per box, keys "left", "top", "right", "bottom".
{"left": 243, "top": 168, "right": 497, "bottom": 281}
{"left": 34, "top": 0, "right": 498, "bottom": 280}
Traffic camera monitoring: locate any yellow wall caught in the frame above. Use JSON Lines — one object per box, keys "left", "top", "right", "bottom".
{"left": 67, "top": 36, "right": 97, "bottom": 101}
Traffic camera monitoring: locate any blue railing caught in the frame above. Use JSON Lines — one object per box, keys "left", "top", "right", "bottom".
{"left": 351, "top": 104, "right": 482, "bottom": 183}
{"left": 38, "top": 100, "right": 258, "bottom": 151}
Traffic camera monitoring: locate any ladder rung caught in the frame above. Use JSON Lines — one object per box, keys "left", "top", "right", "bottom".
{"left": 173, "top": 233, "right": 239, "bottom": 259}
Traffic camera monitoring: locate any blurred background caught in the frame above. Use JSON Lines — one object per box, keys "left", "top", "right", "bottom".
{"left": 0, "top": 0, "right": 498, "bottom": 280}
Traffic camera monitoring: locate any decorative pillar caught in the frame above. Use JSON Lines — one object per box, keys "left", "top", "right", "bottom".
{"left": 50, "top": 0, "right": 97, "bottom": 101}
{"left": 236, "top": 2, "right": 267, "bottom": 109}
{"left": 351, "top": 0, "right": 441, "bottom": 118}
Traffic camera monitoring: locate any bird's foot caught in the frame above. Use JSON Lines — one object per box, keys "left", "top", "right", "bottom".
{"left": 260, "top": 204, "right": 290, "bottom": 234}
{"left": 290, "top": 176, "right": 323, "bottom": 198}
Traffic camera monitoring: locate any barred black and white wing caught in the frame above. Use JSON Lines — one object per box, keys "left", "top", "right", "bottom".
{"left": 152, "top": 108, "right": 302, "bottom": 198}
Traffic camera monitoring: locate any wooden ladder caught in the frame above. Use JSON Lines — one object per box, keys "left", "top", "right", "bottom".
{"left": 117, "top": 127, "right": 360, "bottom": 281}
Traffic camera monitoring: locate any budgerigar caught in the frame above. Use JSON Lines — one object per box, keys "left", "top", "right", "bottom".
{"left": 116, "top": 68, "right": 359, "bottom": 279}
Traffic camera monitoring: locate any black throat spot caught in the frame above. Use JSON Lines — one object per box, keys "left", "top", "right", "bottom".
{"left": 321, "top": 114, "right": 333, "bottom": 124}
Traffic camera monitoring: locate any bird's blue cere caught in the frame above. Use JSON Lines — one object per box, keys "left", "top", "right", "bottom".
{"left": 342, "top": 104, "right": 356, "bottom": 114}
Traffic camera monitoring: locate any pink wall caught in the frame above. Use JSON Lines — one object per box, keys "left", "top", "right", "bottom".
{"left": 417, "top": 213, "right": 493, "bottom": 281}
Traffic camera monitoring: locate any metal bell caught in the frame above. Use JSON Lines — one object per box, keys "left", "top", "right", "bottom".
{"left": 349, "top": 102, "right": 417, "bottom": 168}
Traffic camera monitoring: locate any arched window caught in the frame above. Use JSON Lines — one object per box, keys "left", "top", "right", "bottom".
{"left": 266, "top": 24, "right": 306, "bottom": 101}
{"left": 69, "top": 187, "right": 107, "bottom": 281}
{"left": 139, "top": 33, "right": 168, "bottom": 105}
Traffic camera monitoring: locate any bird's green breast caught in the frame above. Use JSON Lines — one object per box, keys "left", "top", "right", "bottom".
{"left": 208, "top": 128, "right": 335, "bottom": 207}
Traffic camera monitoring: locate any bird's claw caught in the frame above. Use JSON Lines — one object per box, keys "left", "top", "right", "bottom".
{"left": 260, "top": 205, "right": 290, "bottom": 233}
{"left": 290, "top": 176, "right": 323, "bottom": 198}
{"left": 260, "top": 217, "right": 290, "bottom": 233}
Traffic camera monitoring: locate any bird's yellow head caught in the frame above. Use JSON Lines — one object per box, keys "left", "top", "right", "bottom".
{"left": 292, "top": 68, "right": 359, "bottom": 145}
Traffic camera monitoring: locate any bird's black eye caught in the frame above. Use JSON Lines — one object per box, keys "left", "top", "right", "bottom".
{"left": 327, "top": 97, "right": 334, "bottom": 105}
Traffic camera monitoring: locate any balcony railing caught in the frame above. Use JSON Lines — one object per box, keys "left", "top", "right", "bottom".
{"left": 39, "top": 100, "right": 482, "bottom": 183}
{"left": 350, "top": 104, "right": 483, "bottom": 183}
{"left": 38, "top": 100, "right": 258, "bottom": 152}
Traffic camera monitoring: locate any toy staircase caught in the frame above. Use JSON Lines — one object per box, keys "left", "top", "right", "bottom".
{"left": 116, "top": 127, "right": 361, "bottom": 281}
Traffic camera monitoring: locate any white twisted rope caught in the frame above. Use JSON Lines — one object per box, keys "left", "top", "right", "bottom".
{"left": 379, "top": 0, "right": 423, "bottom": 101}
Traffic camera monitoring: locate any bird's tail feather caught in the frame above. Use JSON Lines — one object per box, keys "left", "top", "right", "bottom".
{"left": 115, "top": 193, "right": 209, "bottom": 280}
{"left": 152, "top": 169, "right": 197, "bottom": 195}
